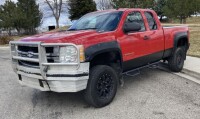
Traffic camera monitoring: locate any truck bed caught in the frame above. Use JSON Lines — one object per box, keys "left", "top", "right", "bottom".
{"left": 162, "top": 25, "right": 189, "bottom": 51}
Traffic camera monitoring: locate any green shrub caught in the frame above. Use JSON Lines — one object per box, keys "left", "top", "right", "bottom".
{"left": 0, "top": 36, "right": 13, "bottom": 45}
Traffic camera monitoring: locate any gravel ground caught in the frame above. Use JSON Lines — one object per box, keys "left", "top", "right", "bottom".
{"left": 0, "top": 48, "right": 200, "bottom": 119}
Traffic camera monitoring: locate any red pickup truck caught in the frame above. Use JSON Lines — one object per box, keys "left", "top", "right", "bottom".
{"left": 10, "top": 8, "right": 189, "bottom": 108}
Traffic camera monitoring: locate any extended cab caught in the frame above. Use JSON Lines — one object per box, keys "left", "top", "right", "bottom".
{"left": 10, "top": 9, "right": 189, "bottom": 108}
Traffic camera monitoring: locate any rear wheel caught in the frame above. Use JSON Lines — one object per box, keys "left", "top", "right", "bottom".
{"left": 168, "top": 47, "right": 186, "bottom": 72}
{"left": 84, "top": 65, "right": 118, "bottom": 108}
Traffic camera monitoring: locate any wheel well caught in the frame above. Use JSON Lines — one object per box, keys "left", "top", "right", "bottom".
{"left": 90, "top": 51, "right": 122, "bottom": 75}
{"left": 177, "top": 37, "right": 188, "bottom": 49}
{"left": 176, "top": 37, "right": 188, "bottom": 60}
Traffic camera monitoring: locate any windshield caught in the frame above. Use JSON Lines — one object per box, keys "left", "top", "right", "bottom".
{"left": 68, "top": 11, "right": 123, "bottom": 32}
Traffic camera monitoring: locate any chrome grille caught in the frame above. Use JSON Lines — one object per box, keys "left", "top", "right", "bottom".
{"left": 10, "top": 41, "right": 80, "bottom": 79}
{"left": 17, "top": 46, "right": 56, "bottom": 68}
{"left": 19, "top": 60, "right": 40, "bottom": 68}
{"left": 18, "top": 50, "right": 39, "bottom": 59}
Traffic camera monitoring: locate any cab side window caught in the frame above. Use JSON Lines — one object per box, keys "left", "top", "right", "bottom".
{"left": 144, "top": 12, "right": 157, "bottom": 30}
{"left": 125, "top": 12, "right": 146, "bottom": 32}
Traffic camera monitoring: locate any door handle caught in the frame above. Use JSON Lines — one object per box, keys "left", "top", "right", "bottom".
{"left": 143, "top": 36, "right": 151, "bottom": 40}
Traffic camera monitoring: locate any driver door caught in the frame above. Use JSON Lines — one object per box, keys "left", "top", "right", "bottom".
{"left": 120, "top": 11, "right": 150, "bottom": 71}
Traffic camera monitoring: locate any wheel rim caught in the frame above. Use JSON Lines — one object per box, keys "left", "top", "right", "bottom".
{"left": 96, "top": 73, "right": 114, "bottom": 99}
{"left": 177, "top": 53, "right": 183, "bottom": 66}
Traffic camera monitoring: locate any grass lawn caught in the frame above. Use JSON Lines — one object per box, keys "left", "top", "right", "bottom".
{"left": 11, "top": 35, "right": 29, "bottom": 40}
{"left": 188, "top": 26, "right": 200, "bottom": 57}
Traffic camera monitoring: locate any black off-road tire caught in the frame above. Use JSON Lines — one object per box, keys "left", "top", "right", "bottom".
{"left": 84, "top": 65, "right": 118, "bottom": 108}
{"left": 168, "top": 47, "right": 186, "bottom": 72}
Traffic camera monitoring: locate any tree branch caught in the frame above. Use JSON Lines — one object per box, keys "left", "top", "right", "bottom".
{"left": 58, "top": 0, "right": 63, "bottom": 18}
{"left": 45, "top": 0, "right": 56, "bottom": 18}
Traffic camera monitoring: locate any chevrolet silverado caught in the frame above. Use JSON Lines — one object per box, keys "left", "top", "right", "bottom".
{"left": 10, "top": 8, "right": 190, "bottom": 108}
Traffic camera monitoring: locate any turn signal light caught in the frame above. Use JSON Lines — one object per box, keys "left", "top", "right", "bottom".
{"left": 78, "top": 45, "right": 85, "bottom": 62}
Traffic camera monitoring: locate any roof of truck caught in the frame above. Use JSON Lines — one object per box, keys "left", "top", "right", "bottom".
{"left": 89, "top": 8, "right": 154, "bottom": 14}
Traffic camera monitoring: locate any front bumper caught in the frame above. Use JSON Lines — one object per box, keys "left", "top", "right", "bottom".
{"left": 17, "top": 62, "right": 89, "bottom": 92}
{"left": 10, "top": 41, "right": 89, "bottom": 92}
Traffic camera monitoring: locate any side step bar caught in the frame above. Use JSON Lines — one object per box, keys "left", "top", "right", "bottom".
{"left": 122, "top": 61, "right": 160, "bottom": 77}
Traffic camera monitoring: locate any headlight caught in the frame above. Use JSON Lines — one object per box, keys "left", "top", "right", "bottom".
{"left": 59, "top": 46, "right": 78, "bottom": 63}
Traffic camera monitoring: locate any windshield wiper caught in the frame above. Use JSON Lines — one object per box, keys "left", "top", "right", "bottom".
{"left": 68, "top": 28, "right": 77, "bottom": 31}
{"left": 78, "top": 28, "right": 97, "bottom": 30}
{"left": 68, "top": 27, "right": 97, "bottom": 31}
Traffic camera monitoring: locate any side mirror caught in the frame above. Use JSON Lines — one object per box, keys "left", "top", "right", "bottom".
{"left": 123, "top": 22, "right": 141, "bottom": 33}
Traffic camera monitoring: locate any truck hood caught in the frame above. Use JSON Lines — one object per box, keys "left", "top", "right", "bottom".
{"left": 21, "top": 30, "right": 98, "bottom": 44}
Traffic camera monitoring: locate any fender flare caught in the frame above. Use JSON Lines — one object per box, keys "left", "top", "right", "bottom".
{"left": 85, "top": 41, "right": 123, "bottom": 67}
{"left": 173, "top": 32, "right": 189, "bottom": 50}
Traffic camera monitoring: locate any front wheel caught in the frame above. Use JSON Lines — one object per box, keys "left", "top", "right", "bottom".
{"left": 84, "top": 65, "right": 118, "bottom": 108}
{"left": 168, "top": 47, "right": 186, "bottom": 72}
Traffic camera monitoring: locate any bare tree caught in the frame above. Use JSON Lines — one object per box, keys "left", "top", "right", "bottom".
{"left": 45, "top": 0, "right": 63, "bottom": 28}
{"left": 97, "top": 0, "right": 112, "bottom": 10}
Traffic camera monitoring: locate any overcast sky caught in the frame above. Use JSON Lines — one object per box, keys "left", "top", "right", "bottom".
{"left": 0, "top": 0, "right": 72, "bottom": 29}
